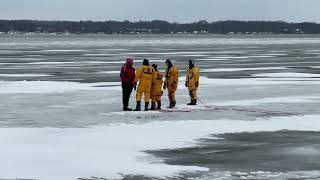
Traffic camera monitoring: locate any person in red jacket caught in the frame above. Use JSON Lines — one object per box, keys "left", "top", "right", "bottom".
{"left": 120, "top": 58, "right": 136, "bottom": 111}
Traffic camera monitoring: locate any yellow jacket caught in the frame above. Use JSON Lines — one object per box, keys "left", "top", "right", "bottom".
{"left": 186, "top": 66, "right": 200, "bottom": 91}
{"left": 151, "top": 71, "right": 163, "bottom": 95}
{"left": 135, "top": 65, "right": 154, "bottom": 83}
{"left": 165, "top": 65, "right": 179, "bottom": 91}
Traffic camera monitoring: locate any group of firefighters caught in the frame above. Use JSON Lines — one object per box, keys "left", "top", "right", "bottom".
{"left": 120, "top": 58, "right": 200, "bottom": 111}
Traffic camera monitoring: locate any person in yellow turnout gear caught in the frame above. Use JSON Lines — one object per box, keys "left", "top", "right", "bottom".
{"left": 163, "top": 59, "right": 179, "bottom": 108}
{"left": 150, "top": 64, "right": 163, "bottom": 110}
{"left": 134, "top": 59, "right": 154, "bottom": 111}
{"left": 185, "top": 60, "right": 200, "bottom": 105}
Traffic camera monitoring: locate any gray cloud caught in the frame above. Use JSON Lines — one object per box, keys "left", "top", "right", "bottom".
{"left": 0, "top": 0, "right": 320, "bottom": 22}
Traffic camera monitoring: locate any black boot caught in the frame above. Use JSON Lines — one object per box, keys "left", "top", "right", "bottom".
{"left": 156, "top": 101, "right": 161, "bottom": 110}
{"left": 172, "top": 101, "right": 176, "bottom": 107}
{"left": 133, "top": 101, "right": 141, "bottom": 111}
{"left": 187, "top": 99, "right": 196, "bottom": 105}
{"left": 123, "top": 101, "right": 131, "bottom": 111}
{"left": 150, "top": 102, "right": 156, "bottom": 111}
{"left": 145, "top": 102, "right": 149, "bottom": 111}
{"left": 167, "top": 96, "right": 174, "bottom": 108}
{"left": 123, "top": 107, "right": 132, "bottom": 111}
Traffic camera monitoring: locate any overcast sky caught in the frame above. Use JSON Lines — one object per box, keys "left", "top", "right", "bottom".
{"left": 1, "top": 0, "right": 320, "bottom": 23}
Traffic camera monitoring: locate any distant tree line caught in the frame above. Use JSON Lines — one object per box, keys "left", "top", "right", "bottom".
{"left": 0, "top": 20, "right": 320, "bottom": 34}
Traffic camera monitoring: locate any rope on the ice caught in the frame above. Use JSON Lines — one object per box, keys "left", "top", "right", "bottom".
{"left": 195, "top": 95, "right": 299, "bottom": 116}
{"left": 195, "top": 95, "right": 212, "bottom": 108}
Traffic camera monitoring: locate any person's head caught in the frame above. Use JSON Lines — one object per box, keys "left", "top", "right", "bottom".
{"left": 126, "top": 58, "right": 133, "bottom": 66}
{"left": 189, "top": 60, "right": 195, "bottom": 69}
{"left": 152, "top": 64, "right": 158, "bottom": 71}
{"left": 143, "top": 58, "right": 149, "bottom": 66}
{"left": 165, "top": 59, "right": 173, "bottom": 68}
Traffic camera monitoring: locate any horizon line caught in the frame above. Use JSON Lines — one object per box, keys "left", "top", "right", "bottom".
{"left": 1, "top": 19, "right": 319, "bottom": 24}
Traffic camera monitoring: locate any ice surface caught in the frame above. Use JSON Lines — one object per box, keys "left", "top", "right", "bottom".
{"left": 253, "top": 72, "right": 320, "bottom": 78}
{"left": 1, "top": 115, "right": 320, "bottom": 180}
{"left": 1, "top": 35, "right": 320, "bottom": 180}
{"left": 197, "top": 170, "right": 320, "bottom": 180}
{"left": 198, "top": 76, "right": 320, "bottom": 86}
{"left": 213, "top": 96, "right": 318, "bottom": 106}
{"left": 0, "top": 81, "right": 119, "bottom": 94}
{"left": 98, "top": 71, "right": 120, "bottom": 74}
{"left": 195, "top": 58, "right": 228, "bottom": 61}
{"left": 28, "top": 61, "right": 122, "bottom": 65}
{"left": 0, "top": 74, "right": 53, "bottom": 77}
{"left": 40, "top": 49, "right": 86, "bottom": 52}
{"left": 84, "top": 53, "right": 115, "bottom": 56}
{"left": 211, "top": 56, "right": 249, "bottom": 59}
{"left": 201, "top": 67, "right": 287, "bottom": 73}
{"left": 28, "top": 62, "right": 76, "bottom": 65}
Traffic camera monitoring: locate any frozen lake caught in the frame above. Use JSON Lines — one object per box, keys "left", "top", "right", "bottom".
{"left": 0, "top": 34, "right": 320, "bottom": 180}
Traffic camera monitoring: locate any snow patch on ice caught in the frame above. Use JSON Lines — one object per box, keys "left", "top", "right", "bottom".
{"left": 84, "top": 61, "right": 122, "bottom": 64}
{"left": 199, "top": 77, "right": 320, "bottom": 86}
{"left": 201, "top": 67, "right": 287, "bottom": 73}
{"left": 28, "top": 61, "right": 76, "bottom": 65}
{"left": 125, "top": 51, "right": 215, "bottom": 55}
{"left": 253, "top": 72, "right": 320, "bottom": 78}
{"left": 305, "top": 52, "right": 320, "bottom": 55}
{"left": 284, "top": 147, "right": 320, "bottom": 155}
{"left": 24, "top": 54, "right": 44, "bottom": 57}
{"left": 84, "top": 53, "right": 115, "bottom": 56}
{"left": 98, "top": 71, "right": 119, "bottom": 74}
{"left": 0, "top": 74, "right": 53, "bottom": 77}
{"left": 40, "top": 49, "right": 86, "bottom": 52}
{"left": 1, "top": 115, "right": 320, "bottom": 179}
{"left": 213, "top": 96, "right": 319, "bottom": 106}
{"left": 182, "top": 54, "right": 209, "bottom": 57}
{"left": 247, "top": 55, "right": 276, "bottom": 58}
{"left": 252, "top": 53, "right": 288, "bottom": 56}
{"left": 0, "top": 81, "right": 120, "bottom": 94}
{"left": 195, "top": 58, "right": 228, "bottom": 61}
{"left": 101, "top": 111, "right": 162, "bottom": 116}
{"left": 213, "top": 56, "right": 249, "bottom": 59}
{"left": 197, "top": 170, "right": 320, "bottom": 180}
{"left": 29, "top": 61, "right": 122, "bottom": 65}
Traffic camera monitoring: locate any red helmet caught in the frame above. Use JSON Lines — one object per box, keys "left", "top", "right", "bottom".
{"left": 126, "top": 58, "right": 133, "bottom": 66}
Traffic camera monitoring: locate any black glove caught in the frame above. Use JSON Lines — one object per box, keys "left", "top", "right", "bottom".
{"left": 163, "top": 83, "right": 167, "bottom": 90}
{"left": 185, "top": 81, "right": 188, "bottom": 87}
{"left": 134, "top": 82, "right": 137, "bottom": 91}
